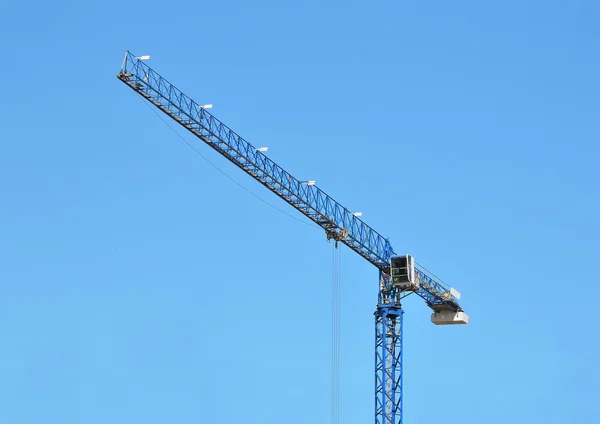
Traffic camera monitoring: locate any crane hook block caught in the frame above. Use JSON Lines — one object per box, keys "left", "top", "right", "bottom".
{"left": 390, "top": 255, "right": 419, "bottom": 292}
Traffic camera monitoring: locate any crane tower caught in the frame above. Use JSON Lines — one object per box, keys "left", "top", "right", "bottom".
{"left": 117, "top": 51, "right": 469, "bottom": 424}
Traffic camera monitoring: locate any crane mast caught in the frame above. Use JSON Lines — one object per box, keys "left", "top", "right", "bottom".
{"left": 117, "top": 51, "right": 468, "bottom": 424}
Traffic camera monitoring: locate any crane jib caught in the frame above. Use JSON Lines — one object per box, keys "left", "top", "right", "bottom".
{"left": 117, "top": 52, "right": 393, "bottom": 266}
{"left": 117, "top": 51, "right": 466, "bottom": 314}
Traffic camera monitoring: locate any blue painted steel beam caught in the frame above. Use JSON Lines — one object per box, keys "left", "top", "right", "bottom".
{"left": 375, "top": 306, "right": 403, "bottom": 424}
{"left": 116, "top": 51, "right": 464, "bottom": 313}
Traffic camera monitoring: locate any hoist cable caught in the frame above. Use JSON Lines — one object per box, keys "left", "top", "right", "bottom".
{"left": 139, "top": 97, "right": 319, "bottom": 229}
{"left": 331, "top": 244, "right": 341, "bottom": 424}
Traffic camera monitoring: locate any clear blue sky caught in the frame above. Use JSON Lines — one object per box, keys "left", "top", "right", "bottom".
{"left": 1, "top": 1, "right": 599, "bottom": 423}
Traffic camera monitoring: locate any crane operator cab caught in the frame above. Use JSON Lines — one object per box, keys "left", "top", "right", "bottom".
{"left": 390, "top": 255, "right": 419, "bottom": 292}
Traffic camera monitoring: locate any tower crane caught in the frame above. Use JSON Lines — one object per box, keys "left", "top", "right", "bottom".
{"left": 117, "top": 51, "right": 469, "bottom": 424}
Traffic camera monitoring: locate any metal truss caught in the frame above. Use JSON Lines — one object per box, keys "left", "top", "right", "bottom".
{"left": 117, "top": 51, "right": 469, "bottom": 424}
{"left": 375, "top": 304, "right": 403, "bottom": 424}
{"left": 116, "top": 51, "right": 463, "bottom": 312}
{"left": 118, "top": 51, "right": 393, "bottom": 268}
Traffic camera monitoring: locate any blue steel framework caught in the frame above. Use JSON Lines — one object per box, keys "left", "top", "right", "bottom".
{"left": 117, "top": 51, "right": 465, "bottom": 424}
{"left": 375, "top": 302, "right": 403, "bottom": 424}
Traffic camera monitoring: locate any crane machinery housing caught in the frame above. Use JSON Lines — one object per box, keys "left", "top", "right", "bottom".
{"left": 117, "top": 51, "right": 469, "bottom": 424}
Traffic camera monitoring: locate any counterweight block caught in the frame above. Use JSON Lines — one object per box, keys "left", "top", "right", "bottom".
{"left": 431, "top": 310, "right": 469, "bottom": 325}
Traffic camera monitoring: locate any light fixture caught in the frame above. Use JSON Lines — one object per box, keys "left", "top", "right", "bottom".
{"left": 301, "top": 180, "right": 316, "bottom": 186}
{"left": 200, "top": 104, "right": 213, "bottom": 109}
{"left": 135, "top": 55, "right": 151, "bottom": 60}
{"left": 256, "top": 147, "right": 268, "bottom": 152}
{"left": 353, "top": 212, "right": 363, "bottom": 217}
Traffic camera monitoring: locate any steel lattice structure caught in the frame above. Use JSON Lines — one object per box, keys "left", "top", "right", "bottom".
{"left": 375, "top": 300, "right": 403, "bottom": 424}
{"left": 117, "top": 51, "right": 468, "bottom": 424}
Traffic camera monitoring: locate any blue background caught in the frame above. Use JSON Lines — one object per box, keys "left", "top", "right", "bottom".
{"left": 1, "top": 1, "right": 599, "bottom": 423}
